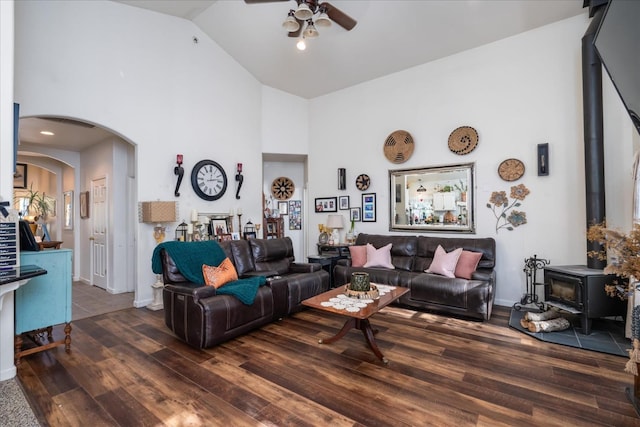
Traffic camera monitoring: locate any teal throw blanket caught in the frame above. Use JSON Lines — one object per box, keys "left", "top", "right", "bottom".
{"left": 151, "top": 240, "right": 265, "bottom": 305}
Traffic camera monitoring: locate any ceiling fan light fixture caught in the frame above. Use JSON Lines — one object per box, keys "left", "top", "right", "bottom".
{"left": 303, "top": 20, "right": 319, "bottom": 38}
{"left": 282, "top": 11, "right": 300, "bottom": 32}
{"left": 315, "top": 12, "right": 331, "bottom": 27}
{"left": 294, "top": 2, "right": 313, "bottom": 20}
{"left": 417, "top": 185, "right": 427, "bottom": 192}
{"left": 296, "top": 37, "right": 306, "bottom": 51}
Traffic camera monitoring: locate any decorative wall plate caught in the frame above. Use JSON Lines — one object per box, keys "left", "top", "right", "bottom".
{"left": 448, "top": 126, "right": 479, "bottom": 155}
{"left": 271, "top": 176, "right": 295, "bottom": 200}
{"left": 384, "top": 130, "right": 414, "bottom": 163}
{"left": 355, "top": 174, "right": 370, "bottom": 191}
{"left": 498, "top": 158, "right": 525, "bottom": 181}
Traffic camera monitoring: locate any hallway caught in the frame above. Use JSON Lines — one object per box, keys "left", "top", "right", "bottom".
{"left": 72, "top": 281, "right": 134, "bottom": 321}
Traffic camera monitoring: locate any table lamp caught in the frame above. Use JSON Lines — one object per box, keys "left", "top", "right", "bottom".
{"left": 326, "top": 214, "right": 344, "bottom": 244}
{"left": 139, "top": 201, "right": 178, "bottom": 243}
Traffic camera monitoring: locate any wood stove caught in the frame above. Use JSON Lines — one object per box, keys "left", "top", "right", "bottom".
{"left": 544, "top": 265, "right": 626, "bottom": 335}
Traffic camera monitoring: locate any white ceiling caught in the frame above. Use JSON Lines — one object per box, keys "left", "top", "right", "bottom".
{"left": 20, "top": 0, "right": 586, "bottom": 152}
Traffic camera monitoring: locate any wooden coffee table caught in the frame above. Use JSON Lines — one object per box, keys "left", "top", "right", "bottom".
{"left": 302, "top": 284, "right": 409, "bottom": 364}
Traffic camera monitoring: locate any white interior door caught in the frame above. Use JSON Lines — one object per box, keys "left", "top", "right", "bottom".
{"left": 91, "top": 177, "right": 108, "bottom": 289}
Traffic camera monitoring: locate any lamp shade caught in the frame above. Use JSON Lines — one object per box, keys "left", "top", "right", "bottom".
{"left": 294, "top": 2, "right": 313, "bottom": 20}
{"left": 326, "top": 214, "right": 344, "bottom": 229}
{"left": 140, "top": 201, "right": 177, "bottom": 223}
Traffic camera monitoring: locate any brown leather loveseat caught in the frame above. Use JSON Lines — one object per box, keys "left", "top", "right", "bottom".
{"left": 333, "top": 233, "right": 496, "bottom": 320}
{"left": 158, "top": 238, "right": 329, "bottom": 348}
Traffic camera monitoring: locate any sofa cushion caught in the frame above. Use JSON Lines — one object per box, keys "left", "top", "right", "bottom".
{"left": 219, "top": 240, "right": 255, "bottom": 276}
{"left": 426, "top": 245, "right": 462, "bottom": 278}
{"left": 455, "top": 250, "right": 483, "bottom": 280}
{"left": 202, "top": 257, "right": 238, "bottom": 288}
{"left": 355, "top": 234, "right": 416, "bottom": 271}
{"left": 364, "top": 243, "right": 395, "bottom": 269}
{"left": 249, "top": 237, "right": 294, "bottom": 275}
{"left": 349, "top": 245, "right": 367, "bottom": 267}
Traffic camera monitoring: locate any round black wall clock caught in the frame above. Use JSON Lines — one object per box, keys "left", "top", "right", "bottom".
{"left": 191, "top": 159, "right": 227, "bottom": 201}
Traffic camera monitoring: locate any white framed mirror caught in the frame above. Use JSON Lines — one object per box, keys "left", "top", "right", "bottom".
{"left": 389, "top": 162, "right": 475, "bottom": 233}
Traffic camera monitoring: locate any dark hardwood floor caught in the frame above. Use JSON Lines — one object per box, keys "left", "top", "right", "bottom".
{"left": 16, "top": 305, "right": 640, "bottom": 426}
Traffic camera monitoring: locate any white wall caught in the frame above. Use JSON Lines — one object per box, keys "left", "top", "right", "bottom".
{"left": 308, "top": 14, "right": 636, "bottom": 307}
{"left": 14, "top": 0, "right": 265, "bottom": 306}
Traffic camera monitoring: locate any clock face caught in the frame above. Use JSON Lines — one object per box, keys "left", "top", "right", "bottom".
{"left": 271, "top": 177, "right": 295, "bottom": 200}
{"left": 498, "top": 158, "right": 525, "bottom": 182}
{"left": 191, "top": 160, "right": 227, "bottom": 201}
{"left": 356, "top": 174, "right": 370, "bottom": 191}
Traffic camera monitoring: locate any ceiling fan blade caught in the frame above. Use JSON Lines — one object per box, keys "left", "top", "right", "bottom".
{"left": 244, "top": 0, "right": 290, "bottom": 3}
{"left": 321, "top": 2, "right": 357, "bottom": 31}
{"left": 288, "top": 18, "right": 304, "bottom": 38}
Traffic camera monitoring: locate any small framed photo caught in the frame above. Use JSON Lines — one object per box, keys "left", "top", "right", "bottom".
{"left": 278, "top": 201, "right": 288, "bottom": 215}
{"left": 362, "top": 193, "right": 376, "bottom": 222}
{"left": 314, "top": 197, "right": 337, "bottom": 213}
{"left": 13, "top": 163, "right": 27, "bottom": 189}
{"left": 339, "top": 196, "right": 350, "bottom": 210}
{"left": 231, "top": 232, "right": 241, "bottom": 240}
{"left": 210, "top": 219, "right": 228, "bottom": 236}
{"left": 80, "top": 191, "right": 90, "bottom": 219}
{"left": 350, "top": 207, "right": 361, "bottom": 222}
{"left": 220, "top": 233, "right": 233, "bottom": 242}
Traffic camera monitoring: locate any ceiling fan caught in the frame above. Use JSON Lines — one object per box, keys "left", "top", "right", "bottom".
{"left": 244, "top": 0, "right": 357, "bottom": 39}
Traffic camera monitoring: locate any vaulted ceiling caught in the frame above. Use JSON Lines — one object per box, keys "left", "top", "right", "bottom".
{"left": 20, "top": 0, "right": 586, "bottom": 151}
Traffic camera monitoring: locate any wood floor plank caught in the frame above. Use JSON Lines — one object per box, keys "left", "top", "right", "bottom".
{"left": 16, "top": 304, "right": 638, "bottom": 426}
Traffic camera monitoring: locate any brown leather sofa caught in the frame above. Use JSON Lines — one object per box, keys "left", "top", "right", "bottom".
{"left": 160, "top": 237, "right": 329, "bottom": 348}
{"left": 333, "top": 233, "right": 496, "bottom": 320}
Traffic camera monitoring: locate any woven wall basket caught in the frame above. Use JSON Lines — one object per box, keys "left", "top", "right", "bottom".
{"left": 448, "top": 126, "right": 478, "bottom": 155}
{"left": 384, "top": 130, "right": 414, "bottom": 164}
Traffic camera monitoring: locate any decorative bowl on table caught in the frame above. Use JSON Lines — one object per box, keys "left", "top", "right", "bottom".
{"left": 345, "top": 273, "right": 379, "bottom": 299}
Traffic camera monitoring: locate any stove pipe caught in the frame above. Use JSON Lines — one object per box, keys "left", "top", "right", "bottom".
{"left": 582, "top": 6, "right": 606, "bottom": 269}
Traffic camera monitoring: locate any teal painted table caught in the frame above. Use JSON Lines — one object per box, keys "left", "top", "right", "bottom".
{"left": 15, "top": 249, "right": 72, "bottom": 365}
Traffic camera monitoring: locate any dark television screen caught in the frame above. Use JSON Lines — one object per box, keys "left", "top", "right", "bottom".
{"left": 594, "top": 0, "right": 640, "bottom": 136}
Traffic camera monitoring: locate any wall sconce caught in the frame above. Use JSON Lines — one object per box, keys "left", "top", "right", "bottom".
{"left": 235, "top": 163, "right": 244, "bottom": 199}
{"left": 537, "top": 143, "right": 549, "bottom": 176}
{"left": 174, "top": 154, "right": 184, "bottom": 197}
{"left": 338, "top": 168, "right": 346, "bottom": 190}
{"left": 139, "top": 201, "right": 178, "bottom": 244}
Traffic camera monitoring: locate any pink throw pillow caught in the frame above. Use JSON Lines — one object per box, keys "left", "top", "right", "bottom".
{"left": 363, "top": 243, "right": 395, "bottom": 269}
{"left": 349, "top": 245, "right": 367, "bottom": 267}
{"left": 426, "top": 245, "right": 462, "bottom": 278}
{"left": 455, "top": 250, "right": 483, "bottom": 280}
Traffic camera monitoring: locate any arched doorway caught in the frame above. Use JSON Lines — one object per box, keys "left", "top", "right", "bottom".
{"left": 16, "top": 116, "right": 137, "bottom": 317}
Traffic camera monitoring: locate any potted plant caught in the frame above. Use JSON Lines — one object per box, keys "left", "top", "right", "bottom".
{"left": 454, "top": 180, "right": 468, "bottom": 202}
{"left": 17, "top": 183, "right": 53, "bottom": 222}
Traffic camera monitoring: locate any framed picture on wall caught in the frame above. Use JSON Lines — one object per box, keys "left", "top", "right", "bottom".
{"left": 289, "top": 200, "right": 301, "bottom": 230}
{"left": 278, "top": 201, "right": 288, "bottom": 215}
{"left": 13, "top": 163, "right": 27, "bottom": 189}
{"left": 339, "top": 196, "right": 350, "bottom": 210}
{"left": 314, "top": 197, "right": 337, "bottom": 213}
{"left": 350, "top": 207, "right": 361, "bottom": 222}
{"left": 362, "top": 193, "right": 376, "bottom": 222}
{"left": 80, "top": 191, "right": 90, "bottom": 219}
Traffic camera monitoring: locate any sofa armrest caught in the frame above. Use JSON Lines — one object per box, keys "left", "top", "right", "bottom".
{"left": 471, "top": 269, "right": 495, "bottom": 283}
{"left": 290, "top": 262, "right": 322, "bottom": 273}
{"left": 164, "top": 283, "right": 216, "bottom": 302}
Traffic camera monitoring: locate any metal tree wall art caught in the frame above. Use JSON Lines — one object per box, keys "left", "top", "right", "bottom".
{"left": 487, "top": 184, "right": 529, "bottom": 233}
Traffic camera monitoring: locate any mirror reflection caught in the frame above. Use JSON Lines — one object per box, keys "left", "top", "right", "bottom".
{"left": 389, "top": 163, "right": 475, "bottom": 233}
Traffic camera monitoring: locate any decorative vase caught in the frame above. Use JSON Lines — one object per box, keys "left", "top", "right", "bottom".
{"left": 350, "top": 272, "right": 370, "bottom": 291}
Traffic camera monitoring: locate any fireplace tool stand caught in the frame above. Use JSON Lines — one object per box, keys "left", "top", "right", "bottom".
{"left": 513, "top": 255, "right": 549, "bottom": 311}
